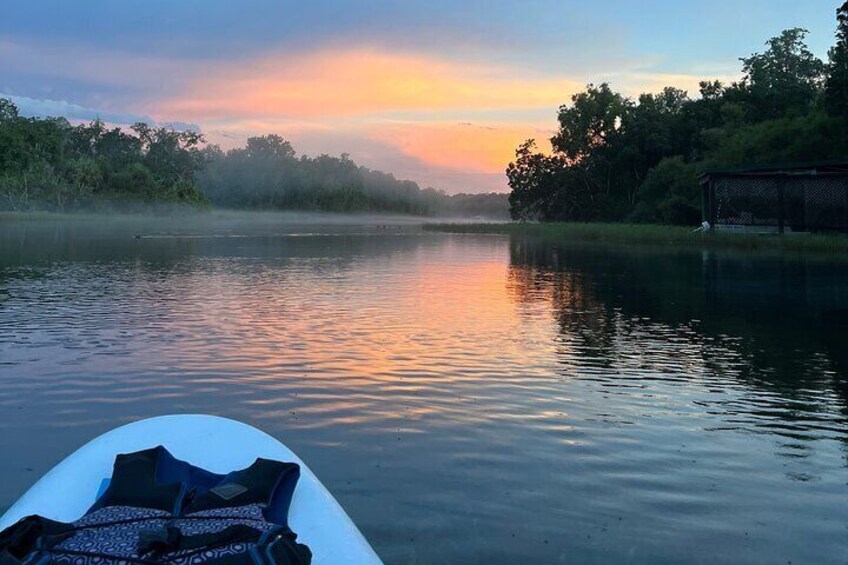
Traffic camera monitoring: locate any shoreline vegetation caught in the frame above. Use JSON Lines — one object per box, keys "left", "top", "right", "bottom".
{"left": 424, "top": 222, "right": 848, "bottom": 255}
{"left": 0, "top": 209, "right": 435, "bottom": 232}
{"left": 0, "top": 101, "right": 508, "bottom": 219}
{"left": 4, "top": 210, "right": 847, "bottom": 257}
{"left": 0, "top": 208, "right": 495, "bottom": 226}
{"left": 1, "top": 6, "right": 846, "bottom": 234}
{"left": 504, "top": 11, "right": 848, "bottom": 224}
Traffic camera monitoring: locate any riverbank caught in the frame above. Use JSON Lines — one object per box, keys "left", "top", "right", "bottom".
{"left": 424, "top": 222, "right": 848, "bottom": 255}
{"left": 0, "top": 209, "right": 430, "bottom": 226}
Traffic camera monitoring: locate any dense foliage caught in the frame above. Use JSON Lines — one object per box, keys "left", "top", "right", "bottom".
{"left": 198, "top": 134, "right": 508, "bottom": 217}
{"left": 0, "top": 105, "right": 508, "bottom": 217}
{"left": 0, "top": 101, "right": 207, "bottom": 211}
{"left": 827, "top": 1, "right": 848, "bottom": 117}
{"left": 508, "top": 4, "right": 848, "bottom": 224}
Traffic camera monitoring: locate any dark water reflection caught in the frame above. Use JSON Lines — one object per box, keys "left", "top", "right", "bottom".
{"left": 1, "top": 219, "right": 847, "bottom": 564}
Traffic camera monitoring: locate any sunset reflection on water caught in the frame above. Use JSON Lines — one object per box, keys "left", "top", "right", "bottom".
{"left": 1, "top": 222, "right": 847, "bottom": 564}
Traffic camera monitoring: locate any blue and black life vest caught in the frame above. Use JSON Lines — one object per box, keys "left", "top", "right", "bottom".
{"left": 0, "top": 447, "right": 311, "bottom": 564}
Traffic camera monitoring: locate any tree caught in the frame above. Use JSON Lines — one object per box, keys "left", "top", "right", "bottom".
{"left": 506, "top": 139, "right": 599, "bottom": 221}
{"left": 506, "top": 26, "right": 847, "bottom": 226}
{"left": 629, "top": 157, "right": 700, "bottom": 225}
{"left": 245, "top": 135, "right": 296, "bottom": 160}
{"left": 621, "top": 87, "right": 690, "bottom": 189}
{"left": 195, "top": 134, "right": 490, "bottom": 216}
{"left": 507, "top": 140, "right": 557, "bottom": 220}
{"left": 108, "top": 162, "right": 157, "bottom": 198}
{"left": 551, "top": 83, "right": 629, "bottom": 161}
{"left": 550, "top": 83, "right": 635, "bottom": 214}
{"left": 705, "top": 111, "right": 848, "bottom": 166}
{"left": 0, "top": 99, "right": 19, "bottom": 123}
{"left": 740, "top": 28, "right": 826, "bottom": 119}
{"left": 826, "top": 1, "right": 848, "bottom": 117}
{"left": 0, "top": 96, "right": 500, "bottom": 215}
{"left": 132, "top": 123, "right": 205, "bottom": 184}
{"left": 0, "top": 98, "right": 210, "bottom": 210}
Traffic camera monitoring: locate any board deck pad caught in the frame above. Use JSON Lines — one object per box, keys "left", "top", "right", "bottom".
{"left": 0, "top": 415, "right": 382, "bottom": 565}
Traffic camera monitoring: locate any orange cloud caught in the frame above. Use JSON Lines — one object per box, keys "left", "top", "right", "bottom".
{"left": 157, "top": 49, "right": 582, "bottom": 120}
{"left": 1, "top": 38, "right": 743, "bottom": 193}
{"left": 148, "top": 46, "right": 735, "bottom": 192}
{"left": 369, "top": 121, "right": 554, "bottom": 174}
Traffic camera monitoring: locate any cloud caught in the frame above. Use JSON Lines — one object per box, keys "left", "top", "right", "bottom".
{"left": 0, "top": 1, "right": 630, "bottom": 71}
{"left": 157, "top": 121, "right": 202, "bottom": 133}
{"left": 154, "top": 45, "right": 742, "bottom": 193}
{"left": 155, "top": 48, "right": 583, "bottom": 121}
{"left": 601, "top": 69, "right": 742, "bottom": 98}
{"left": 2, "top": 93, "right": 154, "bottom": 124}
{"left": 0, "top": 39, "right": 187, "bottom": 92}
{"left": 200, "top": 118, "right": 524, "bottom": 193}
{"left": 0, "top": 0, "right": 837, "bottom": 196}
{"left": 367, "top": 120, "right": 554, "bottom": 175}
{"left": 0, "top": 38, "right": 745, "bottom": 194}
{"left": 2, "top": 93, "right": 201, "bottom": 132}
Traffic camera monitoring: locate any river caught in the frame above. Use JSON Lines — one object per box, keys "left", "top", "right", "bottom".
{"left": 0, "top": 214, "right": 846, "bottom": 564}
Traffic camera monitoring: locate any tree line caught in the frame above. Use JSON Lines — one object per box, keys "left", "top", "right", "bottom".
{"left": 0, "top": 102, "right": 508, "bottom": 217}
{"left": 198, "top": 135, "right": 508, "bottom": 217}
{"left": 0, "top": 102, "right": 207, "bottom": 212}
{"left": 508, "top": 3, "right": 848, "bottom": 225}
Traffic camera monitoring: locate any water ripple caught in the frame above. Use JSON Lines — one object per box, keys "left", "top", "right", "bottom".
{"left": 0, "top": 225, "right": 847, "bottom": 564}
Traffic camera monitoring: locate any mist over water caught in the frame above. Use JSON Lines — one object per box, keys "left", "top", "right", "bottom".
{"left": 1, "top": 214, "right": 847, "bottom": 564}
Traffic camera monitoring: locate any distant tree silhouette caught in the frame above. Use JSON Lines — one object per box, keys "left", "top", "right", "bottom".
{"left": 826, "top": 1, "right": 848, "bottom": 117}
{"left": 0, "top": 101, "right": 509, "bottom": 216}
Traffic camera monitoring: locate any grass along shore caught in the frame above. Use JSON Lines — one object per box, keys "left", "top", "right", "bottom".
{"left": 4, "top": 211, "right": 846, "bottom": 255}
{"left": 424, "top": 222, "right": 848, "bottom": 254}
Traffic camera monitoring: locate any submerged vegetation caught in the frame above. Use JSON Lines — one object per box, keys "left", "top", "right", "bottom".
{"left": 508, "top": 3, "right": 848, "bottom": 225}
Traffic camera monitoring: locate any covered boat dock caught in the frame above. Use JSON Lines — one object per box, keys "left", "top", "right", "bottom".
{"left": 700, "top": 161, "right": 848, "bottom": 233}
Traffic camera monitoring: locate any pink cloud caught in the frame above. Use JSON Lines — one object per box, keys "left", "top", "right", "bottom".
{"left": 154, "top": 48, "right": 583, "bottom": 121}
{"left": 2, "top": 39, "right": 739, "bottom": 193}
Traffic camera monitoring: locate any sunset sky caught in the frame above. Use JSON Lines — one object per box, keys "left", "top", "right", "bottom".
{"left": 0, "top": 1, "right": 840, "bottom": 193}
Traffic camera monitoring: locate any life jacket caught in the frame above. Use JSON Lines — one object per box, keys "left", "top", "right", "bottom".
{"left": 0, "top": 447, "right": 311, "bottom": 565}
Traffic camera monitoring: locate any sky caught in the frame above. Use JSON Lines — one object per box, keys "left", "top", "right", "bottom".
{"left": 0, "top": 1, "right": 842, "bottom": 193}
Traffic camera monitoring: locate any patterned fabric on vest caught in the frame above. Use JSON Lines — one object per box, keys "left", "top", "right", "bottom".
{"left": 4, "top": 503, "right": 310, "bottom": 565}
{"left": 0, "top": 448, "right": 311, "bottom": 565}
{"left": 51, "top": 506, "right": 171, "bottom": 563}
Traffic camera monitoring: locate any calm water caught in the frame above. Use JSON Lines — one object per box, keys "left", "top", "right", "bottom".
{"left": 1, "top": 215, "right": 847, "bottom": 564}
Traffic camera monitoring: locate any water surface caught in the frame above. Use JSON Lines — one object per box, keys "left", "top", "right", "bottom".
{"left": 1, "top": 216, "right": 847, "bottom": 564}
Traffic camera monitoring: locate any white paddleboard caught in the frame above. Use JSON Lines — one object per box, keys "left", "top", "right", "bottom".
{"left": 0, "top": 414, "right": 382, "bottom": 565}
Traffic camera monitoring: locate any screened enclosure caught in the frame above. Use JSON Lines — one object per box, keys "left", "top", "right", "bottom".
{"left": 701, "top": 162, "right": 848, "bottom": 233}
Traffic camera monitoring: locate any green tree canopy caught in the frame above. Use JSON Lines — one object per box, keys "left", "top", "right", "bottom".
{"left": 0, "top": 99, "right": 208, "bottom": 210}
{"left": 507, "top": 19, "right": 847, "bottom": 225}
{"left": 740, "top": 28, "right": 826, "bottom": 119}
